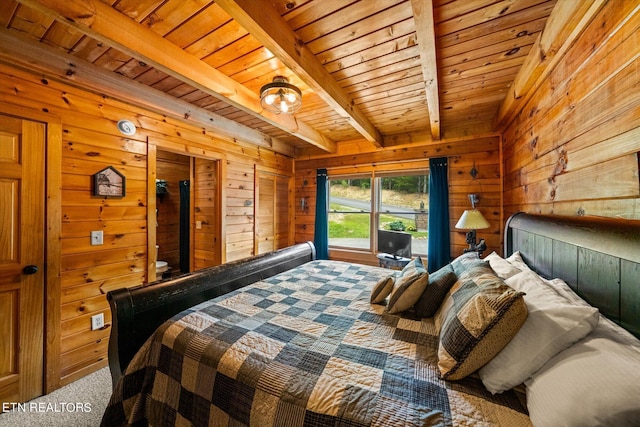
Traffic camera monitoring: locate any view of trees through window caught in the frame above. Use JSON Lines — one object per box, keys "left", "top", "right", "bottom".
{"left": 328, "top": 172, "right": 429, "bottom": 255}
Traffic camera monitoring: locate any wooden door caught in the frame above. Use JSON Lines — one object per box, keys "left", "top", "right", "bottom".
{"left": 255, "top": 169, "right": 292, "bottom": 255}
{"left": 0, "top": 114, "right": 45, "bottom": 406}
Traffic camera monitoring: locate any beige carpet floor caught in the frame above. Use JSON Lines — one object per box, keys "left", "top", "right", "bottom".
{"left": 0, "top": 367, "right": 111, "bottom": 427}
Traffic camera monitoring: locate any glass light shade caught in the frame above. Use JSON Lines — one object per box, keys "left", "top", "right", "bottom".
{"left": 260, "top": 76, "right": 302, "bottom": 114}
{"left": 455, "top": 209, "right": 490, "bottom": 230}
{"left": 264, "top": 93, "right": 277, "bottom": 105}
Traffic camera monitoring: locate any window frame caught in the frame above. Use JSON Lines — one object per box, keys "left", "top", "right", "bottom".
{"left": 327, "top": 173, "right": 375, "bottom": 252}
{"left": 327, "top": 169, "right": 428, "bottom": 256}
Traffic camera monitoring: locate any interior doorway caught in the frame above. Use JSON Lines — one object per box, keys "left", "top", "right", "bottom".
{"left": 155, "top": 150, "right": 191, "bottom": 279}
{"left": 153, "top": 149, "right": 222, "bottom": 281}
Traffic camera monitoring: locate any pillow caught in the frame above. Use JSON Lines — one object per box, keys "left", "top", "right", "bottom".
{"left": 397, "top": 255, "right": 426, "bottom": 279}
{"left": 437, "top": 263, "right": 528, "bottom": 380}
{"left": 433, "top": 257, "right": 490, "bottom": 333}
{"left": 542, "top": 276, "right": 588, "bottom": 305}
{"left": 484, "top": 251, "right": 521, "bottom": 279}
{"left": 450, "top": 251, "right": 481, "bottom": 275}
{"left": 413, "top": 264, "right": 457, "bottom": 318}
{"left": 506, "top": 251, "right": 530, "bottom": 272}
{"left": 478, "top": 270, "right": 599, "bottom": 393}
{"left": 370, "top": 275, "right": 395, "bottom": 304}
{"left": 386, "top": 257, "right": 429, "bottom": 314}
{"left": 525, "top": 314, "right": 640, "bottom": 427}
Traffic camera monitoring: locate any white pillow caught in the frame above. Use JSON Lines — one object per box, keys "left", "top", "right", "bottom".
{"left": 506, "top": 251, "right": 530, "bottom": 272}
{"left": 478, "top": 270, "right": 599, "bottom": 394}
{"left": 525, "top": 314, "right": 640, "bottom": 427}
{"left": 484, "top": 251, "right": 522, "bottom": 279}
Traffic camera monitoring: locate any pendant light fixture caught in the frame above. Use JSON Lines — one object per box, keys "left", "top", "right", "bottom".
{"left": 259, "top": 75, "right": 302, "bottom": 114}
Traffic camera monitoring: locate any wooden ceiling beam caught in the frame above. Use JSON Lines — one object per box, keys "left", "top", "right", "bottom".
{"left": 17, "top": 0, "right": 336, "bottom": 153}
{"left": 215, "top": 0, "right": 383, "bottom": 148}
{"left": 0, "top": 28, "right": 298, "bottom": 157}
{"left": 410, "top": 0, "right": 440, "bottom": 140}
{"left": 494, "top": 0, "right": 606, "bottom": 130}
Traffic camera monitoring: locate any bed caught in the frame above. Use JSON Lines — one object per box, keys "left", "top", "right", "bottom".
{"left": 102, "top": 213, "right": 640, "bottom": 426}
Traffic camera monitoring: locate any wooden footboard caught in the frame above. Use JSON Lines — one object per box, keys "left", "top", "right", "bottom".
{"left": 106, "top": 242, "right": 316, "bottom": 387}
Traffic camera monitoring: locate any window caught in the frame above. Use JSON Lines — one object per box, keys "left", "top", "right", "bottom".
{"left": 328, "top": 175, "right": 372, "bottom": 250}
{"left": 328, "top": 171, "right": 429, "bottom": 256}
{"left": 377, "top": 172, "right": 429, "bottom": 256}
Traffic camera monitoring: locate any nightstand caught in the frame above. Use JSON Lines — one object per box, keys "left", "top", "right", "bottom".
{"left": 377, "top": 253, "right": 411, "bottom": 269}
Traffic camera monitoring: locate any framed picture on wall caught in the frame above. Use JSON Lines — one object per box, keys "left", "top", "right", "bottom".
{"left": 94, "top": 166, "right": 126, "bottom": 197}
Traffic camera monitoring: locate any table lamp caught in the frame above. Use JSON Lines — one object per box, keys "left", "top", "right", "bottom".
{"left": 455, "top": 194, "right": 490, "bottom": 254}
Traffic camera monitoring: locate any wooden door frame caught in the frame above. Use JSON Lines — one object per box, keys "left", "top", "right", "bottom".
{"left": 0, "top": 103, "right": 63, "bottom": 394}
{"left": 147, "top": 137, "right": 226, "bottom": 279}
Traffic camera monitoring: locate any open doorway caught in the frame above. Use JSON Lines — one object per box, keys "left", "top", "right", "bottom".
{"left": 153, "top": 149, "right": 222, "bottom": 282}
{"left": 155, "top": 150, "right": 190, "bottom": 280}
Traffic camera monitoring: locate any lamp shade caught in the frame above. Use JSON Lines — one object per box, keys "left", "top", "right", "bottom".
{"left": 455, "top": 209, "right": 490, "bottom": 230}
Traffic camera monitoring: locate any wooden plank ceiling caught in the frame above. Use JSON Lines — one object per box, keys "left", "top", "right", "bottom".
{"left": 0, "top": 0, "right": 563, "bottom": 156}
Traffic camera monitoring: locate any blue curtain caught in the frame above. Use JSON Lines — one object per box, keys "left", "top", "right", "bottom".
{"left": 313, "top": 168, "right": 329, "bottom": 260}
{"left": 427, "top": 157, "right": 450, "bottom": 272}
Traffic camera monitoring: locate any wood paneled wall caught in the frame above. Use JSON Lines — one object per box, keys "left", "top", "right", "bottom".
{"left": 502, "top": 1, "right": 640, "bottom": 219}
{"left": 225, "top": 160, "right": 257, "bottom": 262}
{"left": 0, "top": 63, "right": 293, "bottom": 390}
{"left": 194, "top": 158, "right": 221, "bottom": 270}
{"left": 294, "top": 135, "right": 502, "bottom": 263}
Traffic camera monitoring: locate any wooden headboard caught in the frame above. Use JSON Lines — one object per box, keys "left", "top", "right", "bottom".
{"left": 505, "top": 213, "right": 640, "bottom": 338}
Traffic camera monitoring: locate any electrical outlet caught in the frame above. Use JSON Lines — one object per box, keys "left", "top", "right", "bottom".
{"left": 91, "top": 313, "right": 104, "bottom": 330}
{"left": 90, "top": 230, "right": 103, "bottom": 246}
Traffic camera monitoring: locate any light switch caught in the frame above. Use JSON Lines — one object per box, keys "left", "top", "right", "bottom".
{"left": 196, "top": 221, "right": 202, "bottom": 229}
{"left": 91, "top": 230, "right": 103, "bottom": 245}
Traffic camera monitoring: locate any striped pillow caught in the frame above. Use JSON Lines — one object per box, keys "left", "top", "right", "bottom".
{"left": 438, "top": 263, "right": 528, "bottom": 380}
{"left": 414, "top": 264, "right": 457, "bottom": 318}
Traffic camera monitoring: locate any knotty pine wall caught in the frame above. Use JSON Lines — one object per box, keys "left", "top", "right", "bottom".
{"left": 502, "top": 1, "right": 640, "bottom": 218}
{"left": 194, "top": 158, "right": 222, "bottom": 270}
{"left": 294, "top": 136, "right": 503, "bottom": 264}
{"left": 0, "top": 63, "right": 293, "bottom": 390}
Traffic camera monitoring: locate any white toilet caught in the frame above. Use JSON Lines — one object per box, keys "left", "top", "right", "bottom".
{"left": 155, "top": 245, "right": 169, "bottom": 281}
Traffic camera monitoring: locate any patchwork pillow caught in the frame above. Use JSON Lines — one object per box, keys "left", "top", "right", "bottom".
{"left": 433, "top": 257, "right": 490, "bottom": 332}
{"left": 450, "top": 251, "right": 481, "bottom": 275}
{"left": 385, "top": 257, "right": 429, "bottom": 314}
{"left": 479, "top": 270, "right": 599, "bottom": 394}
{"left": 414, "top": 264, "right": 457, "bottom": 318}
{"left": 438, "top": 263, "right": 528, "bottom": 380}
{"left": 370, "top": 275, "right": 395, "bottom": 304}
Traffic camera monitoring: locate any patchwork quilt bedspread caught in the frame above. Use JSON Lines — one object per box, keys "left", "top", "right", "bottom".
{"left": 102, "top": 260, "right": 531, "bottom": 426}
